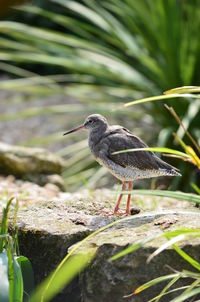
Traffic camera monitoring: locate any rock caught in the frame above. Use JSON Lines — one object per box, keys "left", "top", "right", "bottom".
{"left": 7, "top": 188, "right": 200, "bottom": 302}
{"left": 78, "top": 211, "right": 200, "bottom": 302}
{"left": 0, "top": 142, "right": 65, "bottom": 188}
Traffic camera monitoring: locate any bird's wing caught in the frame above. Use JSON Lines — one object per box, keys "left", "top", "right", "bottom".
{"left": 102, "top": 127, "right": 171, "bottom": 171}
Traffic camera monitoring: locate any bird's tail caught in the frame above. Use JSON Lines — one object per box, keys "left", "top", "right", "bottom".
{"left": 156, "top": 157, "right": 181, "bottom": 177}
{"left": 159, "top": 168, "right": 182, "bottom": 177}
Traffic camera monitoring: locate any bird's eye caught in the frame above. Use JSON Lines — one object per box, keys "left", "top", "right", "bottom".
{"left": 88, "top": 120, "right": 93, "bottom": 123}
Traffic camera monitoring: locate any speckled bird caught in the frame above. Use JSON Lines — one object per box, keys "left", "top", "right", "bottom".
{"left": 64, "top": 114, "right": 181, "bottom": 215}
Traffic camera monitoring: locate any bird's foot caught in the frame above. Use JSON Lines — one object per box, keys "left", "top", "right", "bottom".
{"left": 97, "top": 208, "right": 140, "bottom": 217}
{"left": 97, "top": 209, "right": 125, "bottom": 217}
{"left": 97, "top": 209, "right": 115, "bottom": 217}
{"left": 114, "top": 210, "right": 128, "bottom": 217}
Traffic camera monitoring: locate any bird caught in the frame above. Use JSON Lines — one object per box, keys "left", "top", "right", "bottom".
{"left": 63, "top": 114, "right": 181, "bottom": 215}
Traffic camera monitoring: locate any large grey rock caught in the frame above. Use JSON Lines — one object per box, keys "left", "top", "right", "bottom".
{"left": 0, "top": 142, "right": 65, "bottom": 188}
{"left": 11, "top": 189, "right": 200, "bottom": 302}
{"left": 79, "top": 211, "right": 200, "bottom": 302}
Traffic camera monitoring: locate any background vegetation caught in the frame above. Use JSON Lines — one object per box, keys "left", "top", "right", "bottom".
{"left": 0, "top": 0, "right": 199, "bottom": 191}
{"left": 1, "top": 1, "right": 200, "bottom": 301}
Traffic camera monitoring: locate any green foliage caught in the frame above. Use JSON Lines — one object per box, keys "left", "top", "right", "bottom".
{"left": 30, "top": 253, "right": 95, "bottom": 302}
{"left": 29, "top": 217, "right": 122, "bottom": 301}
{"left": 0, "top": 249, "right": 9, "bottom": 302}
{"left": 0, "top": 198, "right": 13, "bottom": 253}
{"left": 0, "top": 0, "right": 200, "bottom": 189}
{"left": 123, "top": 190, "right": 200, "bottom": 204}
{"left": 0, "top": 198, "right": 34, "bottom": 302}
{"left": 17, "top": 256, "right": 34, "bottom": 301}
{"left": 110, "top": 227, "right": 200, "bottom": 301}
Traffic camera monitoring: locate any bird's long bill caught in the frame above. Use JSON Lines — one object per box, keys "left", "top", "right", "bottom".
{"left": 63, "top": 124, "right": 84, "bottom": 136}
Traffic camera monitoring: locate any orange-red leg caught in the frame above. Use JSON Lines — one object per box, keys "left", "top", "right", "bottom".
{"left": 126, "top": 181, "right": 133, "bottom": 215}
{"left": 114, "top": 181, "right": 126, "bottom": 213}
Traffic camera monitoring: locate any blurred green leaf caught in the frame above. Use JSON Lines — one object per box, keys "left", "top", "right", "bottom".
{"left": 30, "top": 252, "right": 95, "bottom": 302}
{"left": 0, "top": 198, "right": 14, "bottom": 253}
{"left": 13, "top": 256, "right": 23, "bottom": 302}
{"left": 0, "top": 250, "right": 9, "bottom": 302}
{"left": 191, "top": 183, "right": 200, "bottom": 195}
{"left": 17, "top": 256, "right": 34, "bottom": 301}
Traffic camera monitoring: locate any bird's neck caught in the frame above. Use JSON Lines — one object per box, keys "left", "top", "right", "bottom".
{"left": 89, "top": 124, "right": 108, "bottom": 145}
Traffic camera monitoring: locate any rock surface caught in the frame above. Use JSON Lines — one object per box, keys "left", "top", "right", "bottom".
{"left": 1, "top": 180, "right": 199, "bottom": 302}
{"left": 0, "top": 142, "right": 65, "bottom": 188}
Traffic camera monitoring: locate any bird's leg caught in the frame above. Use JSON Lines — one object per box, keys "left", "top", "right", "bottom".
{"left": 97, "top": 181, "right": 126, "bottom": 216}
{"left": 126, "top": 181, "right": 140, "bottom": 215}
{"left": 125, "top": 181, "right": 133, "bottom": 215}
{"left": 114, "top": 181, "right": 126, "bottom": 214}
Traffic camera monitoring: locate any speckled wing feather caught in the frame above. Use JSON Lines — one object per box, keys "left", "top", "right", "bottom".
{"left": 103, "top": 126, "right": 177, "bottom": 172}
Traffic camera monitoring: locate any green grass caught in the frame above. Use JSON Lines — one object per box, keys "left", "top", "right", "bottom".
{"left": 110, "top": 226, "right": 200, "bottom": 301}
{"left": 0, "top": 197, "right": 34, "bottom": 301}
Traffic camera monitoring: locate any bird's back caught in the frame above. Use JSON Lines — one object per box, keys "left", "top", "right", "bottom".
{"left": 90, "top": 125, "right": 181, "bottom": 181}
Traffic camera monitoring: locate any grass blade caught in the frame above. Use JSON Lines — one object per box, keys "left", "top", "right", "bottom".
{"left": 191, "top": 183, "right": 200, "bottom": 195}
{"left": 164, "top": 86, "right": 200, "bottom": 95}
{"left": 0, "top": 198, "right": 14, "bottom": 253}
{"left": 125, "top": 93, "right": 199, "bottom": 107}
{"left": 171, "top": 287, "right": 200, "bottom": 302}
{"left": 172, "top": 244, "right": 200, "bottom": 271}
{"left": 111, "top": 227, "right": 200, "bottom": 261}
{"left": 124, "top": 273, "right": 180, "bottom": 297}
{"left": 112, "top": 147, "right": 189, "bottom": 159}
{"left": 147, "top": 234, "right": 185, "bottom": 264}
{"left": 125, "top": 190, "right": 200, "bottom": 204}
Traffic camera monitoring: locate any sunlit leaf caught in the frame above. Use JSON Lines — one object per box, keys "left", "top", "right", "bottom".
{"left": 124, "top": 273, "right": 180, "bottom": 297}
{"left": 125, "top": 93, "right": 200, "bottom": 107}
{"left": 112, "top": 147, "right": 189, "bottom": 159}
{"left": 111, "top": 227, "right": 200, "bottom": 261}
{"left": 164, "top": 86, "right": 200, "bottom": 95}
{"left": 147, "top": 234, "right": 185, "bottom": 264}
{"left": 124, "top": 190, "right": 200, "bottom": 204}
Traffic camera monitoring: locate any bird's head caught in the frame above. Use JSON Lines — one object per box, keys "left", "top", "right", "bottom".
{"left": 63, "top": 114, "right": 108, "bottom": 136}
{"left": 83, "top": 114, "right": 108, "bottom": 130}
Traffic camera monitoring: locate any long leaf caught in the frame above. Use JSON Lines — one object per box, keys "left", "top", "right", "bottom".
{"left": 111, "top": 227, "right": 200, "bottom": 261}
{"left": 0, "top": 198, "right": 14, "bottom": 253}
{"left": 121, "top": 190, "right": 200, "bottom": 204}
{"left": 165, "top": 86, "right": 200, "bottom": 95}
{"left": 125, "top": 93, "right": 200, "bottom": 107}
{"left": 171, "top": 287, "right": 200, "bottom": 302}
{"left": 124, "top": 273, "right": 180, "bottom": 297}
{"left": 112, "top": 147, "right": 190, "bottom": 159}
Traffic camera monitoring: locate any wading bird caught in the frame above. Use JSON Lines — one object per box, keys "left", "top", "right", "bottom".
{"left": 64, "top": 114, "right": 181, "bottom": 215}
